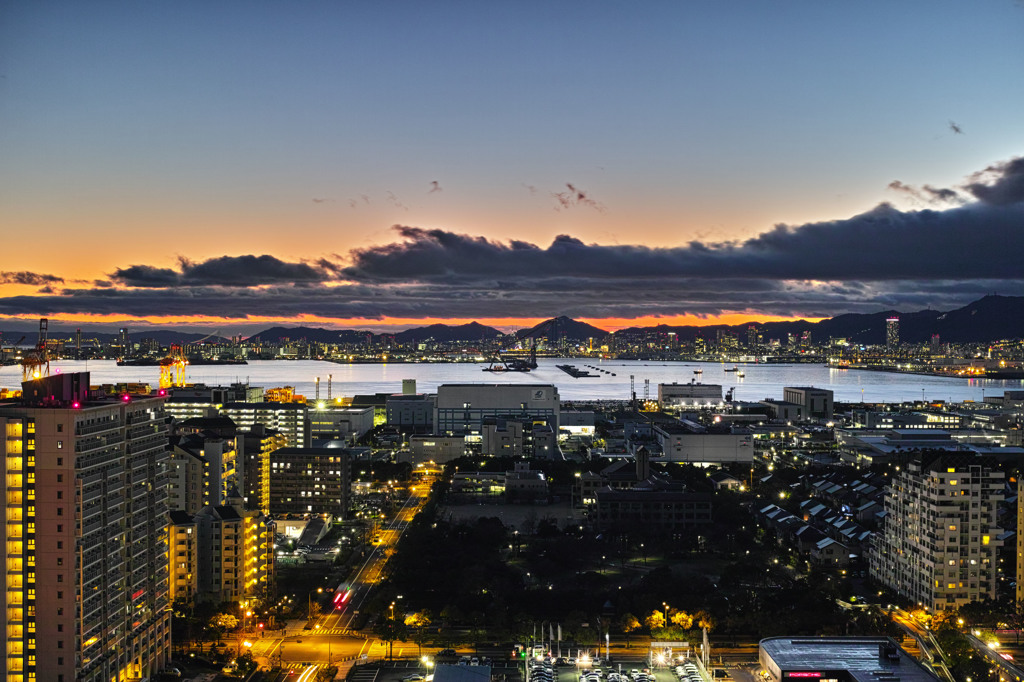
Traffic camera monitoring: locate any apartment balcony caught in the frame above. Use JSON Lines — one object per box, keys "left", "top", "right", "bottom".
{"left": 76, "top": 421, "right": 121, "bottom": 437}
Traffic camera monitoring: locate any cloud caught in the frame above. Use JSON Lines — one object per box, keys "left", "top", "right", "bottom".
{"left": 110, "top": 255, "right": 336, "bottom": 288}
{"left": 552, "top": 183, "right": 605, "bottom": 212}
{"left": 345, "top": 197, "right": 1024, "bottom": 284}
{"left": 0, "top": 271, "right": 65, "bottom": 286}
{"left": 2, "top": 154, "right": 1023, "bottom": 323}
{"left": 964, "top": 156, "right": 1024, "bottom": 205}
{"left": 887, "top": 180, "right": 965, "bottom": 206}
{"left": 889, "top": 155, "right": 1023, "bottom": 208}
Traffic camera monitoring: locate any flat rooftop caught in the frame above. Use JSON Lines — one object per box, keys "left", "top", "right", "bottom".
{"left": 760, "top": 637, "right": 938, "bottom": 682}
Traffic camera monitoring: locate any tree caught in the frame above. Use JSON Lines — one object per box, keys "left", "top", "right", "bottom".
{"left": 317, "top": 666, "right": 340, "bottom": 682}
{"left": 233, "top": 652, "right": 257, "bottom": 677}
{"left": 670, "top": 611, "right": 694, "bottom": 630}
{"left": 695, "top": 610, "right": 716, "bottom": 632}
{"left": 619, "top": 613, "right": 641, "bottom": 649}
{"left": 645, "top": 609, "right": 666, "bottom": 632}
{"left": 405, "top": 611, "right": 433, "bottom": 651}
{"left": 373, "top": 613, "right": 408, "bottom": 659}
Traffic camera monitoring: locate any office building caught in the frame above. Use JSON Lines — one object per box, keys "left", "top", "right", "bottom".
{"left": 653, "top": 422, "right": 753, "bottom": 463}
{"left": 870, "top": 454, "right": 1003, "bottom": 611}
{"left": 783, "top": 386, "right": 834, "bottom": 420}
{"left": 386, "top": 393, "right": 435, "bottom": 432}
{"left": 886, "top": 317, "right": 900, "bottom": 349}
{"left": 593, "top": 488, "right": 713, "bottom": 531}
{"left": 434, "top": 384, "right": 559, "bottom": 440}
{"left": 658, "top": 382, "right": 723, "bottom": 409}
{"left": 309, "top": 404, "right": 374, "bottom": 440}
{"left": 1, "top": 373, "right": 171, "bottom": 681}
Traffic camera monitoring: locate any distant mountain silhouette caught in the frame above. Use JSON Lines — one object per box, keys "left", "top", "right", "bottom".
{"left": 245, "top": 322, "right": 503, "bottom": 344}
{"left": 392, "top": 321, "right": 502, "bottom": 343}
{"left": 613, "top": 295, "right": 1024, "bottom": 345}
{"left": 0, "top": 328, "right": 230, "bottom": 347}
{"left": 5, "top": 295, "right": 1024, "bottom": 348}
{"left": 516, "top": 316, "right": 609, "bottom": 342}
{"left": 245, "top": 326, "right": 374, "bottom": 344}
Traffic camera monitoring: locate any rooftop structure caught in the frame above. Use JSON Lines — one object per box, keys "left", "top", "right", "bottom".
{"left": 759, "top": 637, "right": 937, "bottom": 682}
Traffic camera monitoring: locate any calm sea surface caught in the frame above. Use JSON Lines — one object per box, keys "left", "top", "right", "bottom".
{"left": 2, "top": 358, "right": 1020, "bottom": 404}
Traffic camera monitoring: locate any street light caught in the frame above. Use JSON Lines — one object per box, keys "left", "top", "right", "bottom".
{"left": 308, "top": 587, "right": 323, "bottom": 624}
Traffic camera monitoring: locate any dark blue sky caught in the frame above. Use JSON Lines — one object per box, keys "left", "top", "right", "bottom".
{"left": 1, "top": 1, "right": 1022, "bottom": 330}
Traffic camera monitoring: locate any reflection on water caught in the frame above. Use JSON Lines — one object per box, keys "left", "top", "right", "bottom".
{"left": 1, "top": 358, "right": 1019, "bottom": 404}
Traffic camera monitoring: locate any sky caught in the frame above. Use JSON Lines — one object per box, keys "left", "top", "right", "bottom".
{"left": 1, "top": 0, "right": 1023, "bottom": 334}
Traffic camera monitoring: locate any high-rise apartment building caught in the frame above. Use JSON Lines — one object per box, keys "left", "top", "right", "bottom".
{"left": 886, "top": 317, "right": 900, "bottom": 350}
{"left": 1, "top": 373, "right": 171, "bottom": 681}
{"left": 239, "top": 424, "right": 287, "bottom": 512}
{"left": 871, "top": 454, "right": 1003, "bottom": 612}
{"left": 167, "top": 431, "right": 238, "bottom": 514}
{"left": 269, "top": 447, "right": 351, "bottom": 515}
{"left": 167, "top": 497, "right": 274, "bottom": 605}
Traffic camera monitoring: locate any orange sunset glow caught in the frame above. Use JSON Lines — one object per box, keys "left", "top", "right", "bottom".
{"left": 0, "top": 311, "right": 823, "bottom": 335}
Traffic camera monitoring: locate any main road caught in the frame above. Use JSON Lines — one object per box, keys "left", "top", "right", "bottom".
{"left": 247, "top": 474, "right": 436, "bottom": 669}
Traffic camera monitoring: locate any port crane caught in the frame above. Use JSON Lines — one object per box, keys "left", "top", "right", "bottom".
{"left": 20, "top": 319, "right": 50, "bottom": 381}
{"left": 158, "top": 344, "right": 188, "bottom": 389}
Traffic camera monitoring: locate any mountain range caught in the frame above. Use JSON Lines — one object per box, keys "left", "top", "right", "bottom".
{"left": 2, "top": 295, "right": 1023, "bottom": 347}
{"left": 613, "top": 295, "right": 1024, "bottom": 345}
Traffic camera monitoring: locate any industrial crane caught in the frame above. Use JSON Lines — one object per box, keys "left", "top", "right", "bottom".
{"left": 20, "top": 319, "right": 50, "bottom": 381}
{"left": 158, "top": 344, "right": 188, "bottom": 389}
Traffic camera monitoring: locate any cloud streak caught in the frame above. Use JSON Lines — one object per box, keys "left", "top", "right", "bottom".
{"left": 0, "top": 271, "right": 65, "bottom": 286}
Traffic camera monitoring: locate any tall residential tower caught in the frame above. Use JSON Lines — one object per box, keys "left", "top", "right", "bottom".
{"left": 1, "top": 373, "right": 171, "bottom": 682}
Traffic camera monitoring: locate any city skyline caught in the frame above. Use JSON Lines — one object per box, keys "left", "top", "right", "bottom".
{"left": 2, "top": 1, "right": 1023, "bottom": 334}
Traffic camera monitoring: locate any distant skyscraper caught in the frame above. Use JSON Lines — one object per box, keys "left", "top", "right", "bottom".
{"left": 118, "top": 327, "right": 130, "bottom": 356}
{"left": 747, "top": 325, "right": 758, "bottom": 350}
{"left": 886, "top": 317, "right": 900, "bottom": 349}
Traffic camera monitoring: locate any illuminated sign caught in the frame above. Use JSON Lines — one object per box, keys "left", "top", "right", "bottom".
{"left": 787, "top": 674, "right": 822, "bottom": 678}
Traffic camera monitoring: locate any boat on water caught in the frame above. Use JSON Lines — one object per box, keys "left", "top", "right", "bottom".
{"left": 116, "top": 357, "right": 247, "bottom": 366}
{"left": 482, "top": 357, "right": 532, "bottom": 372}
{"left": 693, "top": 368, "right": 703, "bottom": 375}
{"left": 724, "top": 365, "right": 739, "bottom": 372}
{"left": 736, "top": 370, "right": 745, "bottom": 378}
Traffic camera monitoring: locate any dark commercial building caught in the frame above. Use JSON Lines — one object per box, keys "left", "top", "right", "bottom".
{"left": 759, "top": 637, "right": 938, "bottom": 682}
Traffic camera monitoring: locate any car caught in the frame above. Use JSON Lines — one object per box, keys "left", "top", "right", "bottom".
{"left": 438, "top": 649, "right": 457, "bottom": 658}
{"left": 403, "top": 675, "right": 425, "bottom": 681}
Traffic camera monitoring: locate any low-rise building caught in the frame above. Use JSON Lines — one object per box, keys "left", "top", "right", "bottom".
{"left": 759, "top": 637, "right": 938, "bottom": 682}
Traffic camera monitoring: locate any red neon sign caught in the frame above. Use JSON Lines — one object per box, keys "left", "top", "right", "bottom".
{"left": 787, "top": 674, "right": 822, "bottom": 678}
